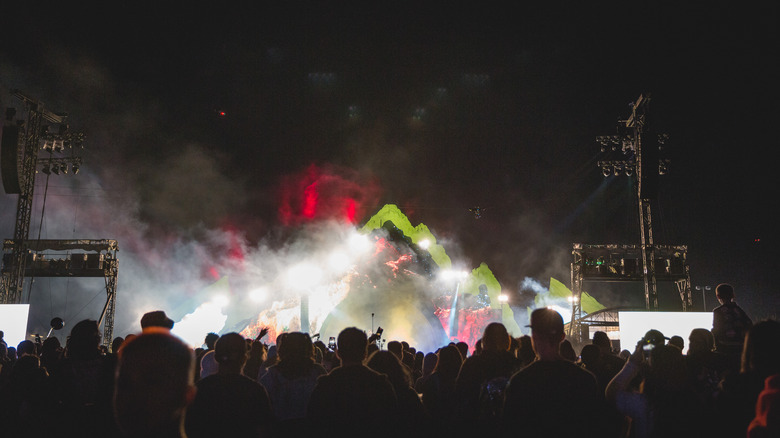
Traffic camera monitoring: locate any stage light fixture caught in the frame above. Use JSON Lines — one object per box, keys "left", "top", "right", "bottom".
{"left": 61, "top": 164, "right": 68, "bottom": 174}
{"left": 625, "top": 164, "right": 635, "bottom": 176}
{"left": 659, "top": 160, "right": 669, "bottom": 175}
{"left": 602, "top": 165, "right": 612, "bottom": 177}
{"left": 613, "top": 163, "right": 623, "bottom": 176}
{"left": 622, "top": 137, "right": 634, "bottom": 152}
{"left": 41, "top": 164, "right": 51, "bottom": 175}
{"left": 72, "top": 163, "right": 80, "bottom": 174}
{"left": 51, "top": 163, "right": 60, "bottom": 175}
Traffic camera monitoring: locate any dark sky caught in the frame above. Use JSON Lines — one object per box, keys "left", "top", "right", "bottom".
{"left": 1, "top": 2, "right": 778, "bottom": 335}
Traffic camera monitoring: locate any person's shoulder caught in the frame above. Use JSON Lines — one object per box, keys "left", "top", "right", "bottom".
{"left": 311, "top": 362, "right": 328, "bottom": 375}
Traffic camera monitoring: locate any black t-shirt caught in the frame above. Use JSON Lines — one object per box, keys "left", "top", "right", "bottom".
{"left": 306, "top": 364, "right": 397, "bottom": 433}
{"left": 454, "top": 350, "right": 520, "bottom": 419}
{"left": 502, "top": 359, "right": 607, "bottom": 438}
{"left": 185, "top": 372, "right": 275, "bottom": 438}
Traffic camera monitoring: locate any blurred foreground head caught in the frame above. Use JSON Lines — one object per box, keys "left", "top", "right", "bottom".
{"left": 114, "top": 330, "right": 195, "bottom": 437}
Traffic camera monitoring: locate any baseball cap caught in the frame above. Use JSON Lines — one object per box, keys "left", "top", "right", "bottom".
{"left": 526, "top": 308, "right": 564, "bottom": 336}
{"left": 140, "top": 310, "right": 174, "bottom": 330}
{"left": 642, "top": 329, "right": 669, "bottom": 346}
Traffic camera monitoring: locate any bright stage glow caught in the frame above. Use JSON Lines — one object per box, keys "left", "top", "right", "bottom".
{"left": 440, "top": 269, "right": 467, "bottom": 281}
{"left": 0, "top": 304, "right": 30, "bottom": 348}
{"left": 328, "top": 251, "right": 351, "bottom": 272}
{"left": 418, "top": 239, "right": 430, "bottom": 250}
{"left": 212, "top": 294, "right": 230, "bottom": 308}
{"left": 249, "top": 287, "right": 268, "bottom": 303}
{"left": 618, "top": 311, "right": 713, "bottom": 354}
{"left": 172, "top": 301, "right": 228, "bottom": 348}
{"left": 347, "top": 232, "right": 370, "bottom": 254}
{"left": 286, "top": 262, "right": 323, "bottom": 290}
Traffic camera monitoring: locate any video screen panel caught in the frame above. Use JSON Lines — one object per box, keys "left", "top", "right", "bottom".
{"left": 0, "top": 304, "right": 30, "bottom": 348}
{"left": 618, "top": 311, "right": 712, "bottom": 354}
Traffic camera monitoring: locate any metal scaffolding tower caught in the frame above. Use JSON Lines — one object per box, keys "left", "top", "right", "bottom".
{"left": 569, "top": 94, "right": 691, "bottom": 341}
{"left": 1, "top": 90, "right": 118, "bottom": 347}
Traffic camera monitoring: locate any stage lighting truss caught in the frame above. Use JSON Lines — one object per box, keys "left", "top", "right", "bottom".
{"left": 37, "top": 157, "right": 82, "bottom": 176}
{"left": 37, "top": 125, "right": 84, "bottom": 177}
{"left": 572, "top": 243, "right": 689, "bottom": 281}
{"left": 598, "top": 160, "right": 636, "bottom": 177}
{"left": 596, "top": 135, "right": 634, "bottom": 153}
{"left": 596, "top": 133, "right": 669, "bottom": 178}
{"left": 40, "top": 129, "right": 84, "bottom": 151}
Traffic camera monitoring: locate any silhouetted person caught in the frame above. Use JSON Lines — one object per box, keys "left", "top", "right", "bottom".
{"left": 411, "top": 350, "right": 424, "bottom": 384}
{"left": 0, "top": 352, "right": 49, "bottom": 437}
{"left": 39, "top": 336, "right": 63, "bottom": 374}
{"left": 502, "top": 308, "right": 609, "bottom": 437}
{"left": 140, "top": 310, "right": 174, "bottom": 332}
{"left": 48, "top": 319, "right": 116, "bottom": 437}
{"left": 712, "top": 283, "right": 752, "bottom": 372}
{"left": 243, "top": 327, "right": 269, "bottom": 381}
{"left": 0, "top": 341, "right": 10, "bottom": 386}
{"left": 455, "top": 341, "right": 469, "bottom": 360}
{"left": 516, "top": 334, "right": 535, "bottom": 368}
{"left": 607, "top": 339, "right": 708, "bottom": 438}
{"left": 16, "top": 339, "right": 36, "bottom": 357}
{"left": 199, "top": 333, "right": 220, "bottom": 379}
{"left": 420, "top": 344, "right": 463, "bottom": 428}
{"left": 114, "top": 329, "right": 195, "bottom": 438}
{"left": 454, "top": 322, "right": 519, "bottom": 428}
{"left": 186, "top": 332, "right": 274, "bottom": 438}
{"left": 559, "top": 338, "right": 577, "bottom": 362}
{"left": 579, "top": 344, "right": 611, "bottom": 392}
{"left": 592, "top": 331, "right": 625, "bottom": 383}
{"left": 259, "top": 332, "right": 325, "bottom": 427}
{"left": 685, "top": 328, "right": 728, "bottom": 411}
{"left": 387, "top": 340, "right": 403, "bottom": 361}
{"left": 366, "top": 350, "right": 429, "bottom": 434}
{"left": 415, "top": 352, "right": 438, "bottom": 392}
{"left": 669, "top": 335, "right": 685, "bottom": 351}
{"left": 307, "top": 327, "right": 397, "bottom": 436}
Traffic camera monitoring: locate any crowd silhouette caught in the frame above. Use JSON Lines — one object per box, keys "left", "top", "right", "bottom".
{"left": 0, "top": 298, "right": 778, "bottom": 438}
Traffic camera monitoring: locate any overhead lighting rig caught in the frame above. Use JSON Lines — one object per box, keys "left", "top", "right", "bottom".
{"left": 598, "top": 159, "right": 636, "bottom": 177}
{"left": 569, "top": 94, "right": 690, "bottom": 344}
{"left": 1, "top": 90, "right": 87, "bottom": 305}
{"left": 37, "top": 123, "right": 84, "bottom": 177}
{"left": 37, "top": 157, "right": 82, "bottom": 176}
{"left": 596, "top": 131, "right": 669, "bottom": 180}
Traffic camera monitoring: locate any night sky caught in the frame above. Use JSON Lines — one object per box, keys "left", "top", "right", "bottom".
{"left": 1, "top": 2, "right": 777, "bottom": 337}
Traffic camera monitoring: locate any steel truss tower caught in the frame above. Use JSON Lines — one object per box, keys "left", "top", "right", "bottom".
{"left": 569, "top": 94, "right": 692, "bottom": 340}
{"left": 1, "top": 90, "right": 118, "bottom": 347}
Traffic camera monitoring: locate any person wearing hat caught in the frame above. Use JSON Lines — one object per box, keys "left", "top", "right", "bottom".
{"left": 501, "top": 308, "right": 612, "bottom": 437}
{"left": 140, "top": 311, "right": 174, "bottom": 332}
{"left": 642, "top": 329, "right": 668, "bottom": 348}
